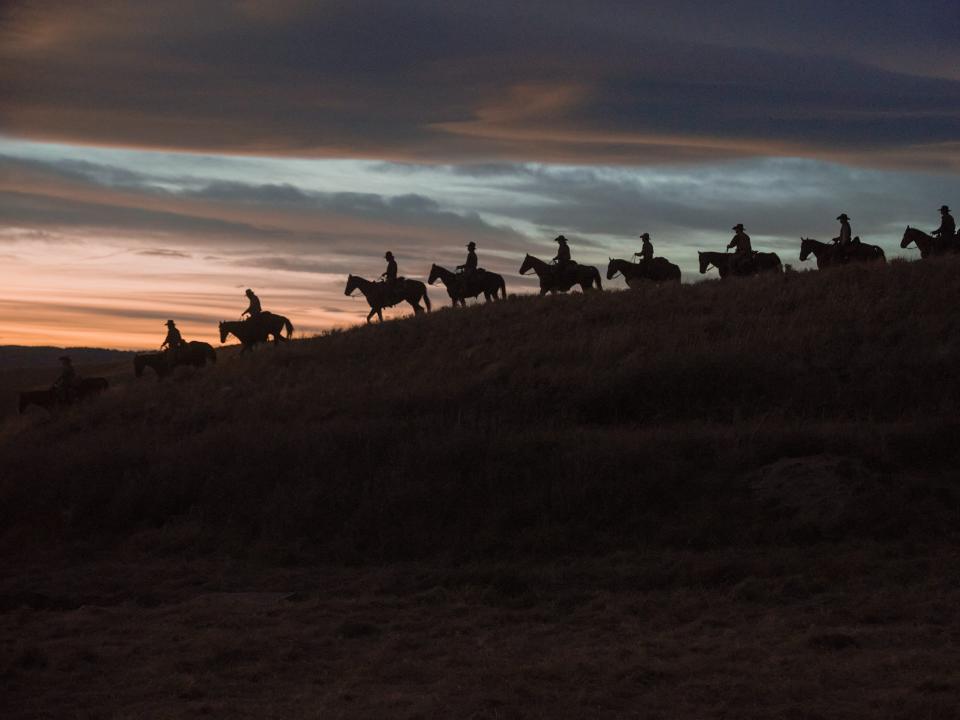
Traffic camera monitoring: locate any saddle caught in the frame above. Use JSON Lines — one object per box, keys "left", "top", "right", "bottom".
{"left": 243, "top": 310, "right": 273, "bottom": 324}
{"left": 380, "top": 278, "right": 407, "bottom": 303}
{"left": 731, "top": 252, "right": 755, "bottom": 274}
{"left": 458, "top": 268, "right": 486, "bottom": 293}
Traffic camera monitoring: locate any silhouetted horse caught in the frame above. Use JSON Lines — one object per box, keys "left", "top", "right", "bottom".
{"left": 219, "top": 312, "right": 294, "bottom": 351}
{"left": 518, "top": 255, "right": 602, "bottom": 295}
{"left": 134, "top": 341, "right": 217, "bottom": 378}
{"left": 344, "top": 274, "right": 431, "bottom": 322}
{"left": 698, "top": 251, "right": 782, "bottom": 278}
{"left": 606, "top": 257, "right": 681, "bottom": 288}
{"left": 428, "top": 264, "right": 506, "bottom": 306}
{"left": 799, "top": 238, "right": 885, "bottom": 269}
{"left": 901, "top": 227, "right": 960, "bottom": 258}
{"left": 19, "top": 377, "right": 109, "bottom": 414}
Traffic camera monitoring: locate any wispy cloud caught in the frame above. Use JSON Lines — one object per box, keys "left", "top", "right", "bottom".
{"left": 136, "top": 248, "right": 192, "bottom": 258}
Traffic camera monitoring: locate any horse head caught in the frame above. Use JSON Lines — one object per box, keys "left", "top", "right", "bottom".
{"left": 606, "top": 258, "right": 621, "bottom": 280}
{"left": 698, "top": 252, "right": 710, "bottom": 274}
{"left": 427, "top": 264, "right": 442, "bottom": 285}
{"left": 518, "top": 254, "right": 535, "bottom": 275}
{"left": 799, "top": 238, "right": 813, "bottom": 262}
{"left": 344, "top": 274, "right": 358, "bottom": 296}
{"left": 900, "top": 227, "right": 916, "bottom": 249}
{"left": 218, "top": 321, "right": 228, "bottom": 344}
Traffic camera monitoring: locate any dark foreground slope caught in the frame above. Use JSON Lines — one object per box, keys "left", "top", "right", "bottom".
{"left": 3, "top": 261, "right": 960, "bottom": 719}
{"left": 2, "top": 259, "right": 959, "bottom": 558}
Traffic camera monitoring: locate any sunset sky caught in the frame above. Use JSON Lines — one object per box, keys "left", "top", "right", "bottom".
{"left": 2, "top": 0, "right": 960, "bottom": 348}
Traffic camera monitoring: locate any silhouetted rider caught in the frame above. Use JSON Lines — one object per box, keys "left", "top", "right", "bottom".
{"left": 161, "top": 319, "right": 183, "bottom": 350}
{"left": 51, "top": 355, "right": 78, "bottom": 403}
{"left": 381, "top": 251, "right": 398, "bottom": 290}
{"left": 635, "top": 232, "right": 654, "bottom": 264}
{"left": 161, "top": 319, "right": 184, "bottom": 360}
{"left": 242, "top": 289, "right": 262, "bottom": 318}
{"left": 553, "top": 235, "right": 571, "bottom": 265}
{"left": 552, "top": 235, "right": 573, "bottom": 283}
{"left": 833, "top": 213, "right": 853, "bottom": 260}
{"left": 727, "top": 223, "right": 752, "bottom": 273}
{"left": 458, "top": 241, "right": 478, "bottom": 273}
{"left": 932, "top": 205, "right": 955, "bottom": 244}
{"left": 457, "top": 241, "right": 479, "bottom": 292}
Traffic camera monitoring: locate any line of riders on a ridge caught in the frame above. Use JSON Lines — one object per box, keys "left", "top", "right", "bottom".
{"left": 36, "top": 288, "right": 275, "bottom": 410}
{"left": 350, "top": 205, "right": 959, "bottom": 307}
{"left": 27, "top": 206, "right": 960, "bottom": 411}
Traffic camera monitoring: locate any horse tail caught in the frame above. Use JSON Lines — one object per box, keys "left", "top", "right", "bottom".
{"left": 593, "top": 267, "right": 603, "bottom": 291}
{"left": 423, "top": 286, "right": 432, "bottom": 312}
{"left": 498, "top": 274, "right": 506, "bottom": 299}
{"left": 283, "top": 317, "right": 294, "bottom": 338}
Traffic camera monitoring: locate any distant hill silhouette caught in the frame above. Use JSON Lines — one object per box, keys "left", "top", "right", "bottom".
{"left": 1, "top": 259, "right": 959, "bottom": 560}
{"left": 0, "top": 345, "right": 134, "bottom": 370}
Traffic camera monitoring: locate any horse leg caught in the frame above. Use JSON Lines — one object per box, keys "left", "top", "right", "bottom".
{"left": 367, "top": 308, "right": 376, "bottom": 323}
{"left": 377, "top": 308, "right": 384, "bottom": 322}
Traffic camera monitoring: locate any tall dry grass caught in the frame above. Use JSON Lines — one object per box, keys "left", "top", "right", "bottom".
{"left": 1, "top": 259, "right": 958, "bottom": 559}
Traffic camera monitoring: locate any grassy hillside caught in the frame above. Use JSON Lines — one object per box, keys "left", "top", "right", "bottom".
{"left": 0, "top": 346, "right": 135, "bottom": 370}
{"left": 2, "top": 258, "right": 958, "bottom": 559}
{"left": 4, "top": 260, "right": 960, "bottom": 719}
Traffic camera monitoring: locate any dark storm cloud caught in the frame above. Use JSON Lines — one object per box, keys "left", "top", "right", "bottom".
{"left": 2, "top": 1, "right": 959, "bottom": 167}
